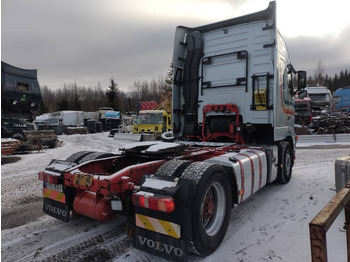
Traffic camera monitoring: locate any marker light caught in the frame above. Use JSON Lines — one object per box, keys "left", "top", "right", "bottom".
{"left": 132, "top": 193, "right": 175, "bottom": 213}
{"left": 38, "top": 172, "right": 60, "bottom": 184}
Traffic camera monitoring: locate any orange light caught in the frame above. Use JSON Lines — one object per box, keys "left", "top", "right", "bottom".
{"left": 38, "top": 172, "right": 59, "bottom": 184}
{"left": 132, "top": 193, "right": 175, "bottom": 213}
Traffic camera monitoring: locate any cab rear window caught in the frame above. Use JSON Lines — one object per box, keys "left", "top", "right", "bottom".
{"left": 16, "top": 82, "right": 30, "bottom": 92}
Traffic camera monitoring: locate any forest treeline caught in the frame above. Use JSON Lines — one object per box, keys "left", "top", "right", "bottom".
{"left": 40, "top": 66, "right": 349, "bottom": 114}
{"left": 40, "top": 74, "right": 171, "bottom": 114}
{"left": 306, "top": 61, "right": 350, "bottom": 92}
{"left": 307, "top": 70, "right": 350, "bottom": 93}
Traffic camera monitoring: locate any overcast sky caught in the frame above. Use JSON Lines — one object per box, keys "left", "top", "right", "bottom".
{"left": 2, "top": 0, "right": 350, "bottom": 91}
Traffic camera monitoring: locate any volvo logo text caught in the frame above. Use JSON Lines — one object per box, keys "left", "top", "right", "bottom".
{"left": 44, "top": 203, "right": 67, "bottom": 217}
{"left": 137, "top": 236, "right": 184, "bottom": 257}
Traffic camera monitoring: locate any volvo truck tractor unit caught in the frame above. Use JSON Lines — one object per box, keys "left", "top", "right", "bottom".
{"left": 38, "top": 2, "right": 306, "bottom": 261}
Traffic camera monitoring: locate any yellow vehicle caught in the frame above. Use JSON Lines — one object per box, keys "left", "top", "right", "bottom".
{"left": 132, "top": 110, "right": 171, "bottom": 139}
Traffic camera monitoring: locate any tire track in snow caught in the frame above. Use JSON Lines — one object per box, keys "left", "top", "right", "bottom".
{"left": 33, "top": 224, "right": 132, "bottom": 262}
{"left": 2, "top": 216, "right": 131, "bottom": 262}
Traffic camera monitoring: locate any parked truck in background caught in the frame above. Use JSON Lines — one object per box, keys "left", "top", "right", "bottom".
{"left": 294, "top": 89, "right": 312, "bottom": 135}
{"left": 132, "top": 109, "right": 172, "bottom": 139}
{"left": 334, "top": 86, "right": 350, "bottom": 112}
{"left": 1, "top": 61, "right": 41, "bottom": 140}
{"left": 37, "top": 2, "right": 307, "bottom": 260}
{"left": 295, "top": 95, "right": 312, "bottom": 126}
{"left": 294, "top": 93, "right": 312, "bottom": 135}
{"left": 98, "top": 107, "right": 114, "bottom": 118}
{"left": 129, "top": 100, "right": 172, "bottom": 141}
{"left": 2, "top": 61, "right": 57, "bottom": 151}
{"left": 306, "top": 86, "right": 334, "bottom": 114}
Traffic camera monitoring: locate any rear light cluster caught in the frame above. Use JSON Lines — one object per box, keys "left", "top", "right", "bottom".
{"left": 132, "top": 193, "right": 175, "bottom": 213}
{"left": 38, "top": 172, "right": 60, "bottom": 184}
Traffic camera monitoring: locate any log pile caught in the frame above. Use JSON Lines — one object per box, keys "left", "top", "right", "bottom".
{"left": 1, "top": 139, "right": 22, "bottom": 156}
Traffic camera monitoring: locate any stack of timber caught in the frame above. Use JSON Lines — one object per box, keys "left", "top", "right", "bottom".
{"left": 1, "top": 139, "right": 22, "bottom": 156}
{"left": 21, "top": 130, "right": 58, "bottom": 151}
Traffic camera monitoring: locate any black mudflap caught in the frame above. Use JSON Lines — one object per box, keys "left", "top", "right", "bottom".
{"left": 43, "top": 198, "right": 70, "bottom": 222}
{"left": 135, "top": 227, "right": 188, "bottom": 261}
{"left": 133, "top": 175, "right": 195, "bottom": 261}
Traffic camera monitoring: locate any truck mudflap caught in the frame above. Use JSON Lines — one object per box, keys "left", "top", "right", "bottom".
{"left": 135, "top": 228, "right": 188, "bottom": 261}
{"left": 133, "top": 174, "right": 195, "bottom": 261}
{"left": 39, "top": 160, "right": 77, "bottom": 222}
{"left": 43, "top": 197, "right": 70, "bottom": 222}
{"left": 42, "top": 181, "right": 75, "bottom": 222}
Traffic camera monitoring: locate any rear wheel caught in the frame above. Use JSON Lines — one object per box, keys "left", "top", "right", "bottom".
{"left": 276, "top": 141, "right": 293, "bottom": 184}
{"left": 181, "top": 162, "right": 231, "bottom": 256}
{"left": 78, "top": 152, "right": 116, "bottom": 164}
{"left": 65, "top": 151, "right": 94, "bottom": 163}
{"left": 155, "top": 160, "right": 191, "bottom": 177}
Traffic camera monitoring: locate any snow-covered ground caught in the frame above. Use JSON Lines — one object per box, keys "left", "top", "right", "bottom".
{"left": 1, "top": 133, "right": 350, "bottom": 261}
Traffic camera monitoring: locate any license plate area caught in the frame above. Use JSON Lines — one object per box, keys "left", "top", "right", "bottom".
{"left": 43, "top": 182, "right": 66, "bottom": 203}
{"left": 43, "top": 198, "right": 70, "bottom": 222}
{"left": 44, "top": 182, "right": 63, "bottom": 192}
{"left": 43, "top": 182, "right": 71, "bottom": 222}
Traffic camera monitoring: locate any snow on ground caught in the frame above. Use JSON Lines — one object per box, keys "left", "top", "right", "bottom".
{"left": 1, "top": 133, "right": 128, "bottom": 230}
{"left": 1, "top": 132, "right": 350, "bottom": 262}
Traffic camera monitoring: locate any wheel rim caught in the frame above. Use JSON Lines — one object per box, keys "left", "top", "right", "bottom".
{"left": 201, "top": 182, "right": 226, "bottom": 236}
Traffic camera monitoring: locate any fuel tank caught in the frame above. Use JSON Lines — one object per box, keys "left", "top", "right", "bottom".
{"left": 73, "top": 191, "right": 114, "bottom": 222}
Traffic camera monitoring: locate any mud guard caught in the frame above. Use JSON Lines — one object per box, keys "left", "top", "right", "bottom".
{"left": 133, "top": 175, "right": 195, "bottom": 261}
{"left": 40, "top": 160, "right": 77, "bottom": 222}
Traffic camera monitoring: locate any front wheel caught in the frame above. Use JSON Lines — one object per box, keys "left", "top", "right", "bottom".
{"left": 276, "top": 141, "right": 293, "bottom": 184}
{"left": 181, "top": 162, "right": 232, "bottom": 256}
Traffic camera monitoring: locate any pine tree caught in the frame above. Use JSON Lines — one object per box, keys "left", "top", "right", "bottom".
{"left": 39, "top": 100, "right": 48, "bottom": 114}
{"left": 72, "top": 93, "right": 82, "bottom": 110}
{"left": 57, "top": 98, "right": 69, "bottom": 111}
{"left": 105, "top": 77, "right": 118, "bottom": 109}
{"left": 71, "top": 83, "right": 82, "bottom": 110}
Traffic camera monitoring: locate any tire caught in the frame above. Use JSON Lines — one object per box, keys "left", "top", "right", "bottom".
{"left": 181, "top": 162, "right": 232, "bottom": 256}
{"left": 161, "top": 131, "right": 175, "bottom": 142}
{"left": 155, "top": 160, "right": 191, "bottom": 177}
{"left": 276, "top": 141, "right": 293, "bottom": 184}
{"left": 78, "top": 152, "right": 116, "bottom": 164}
{"left": 65, "top": 151, "right": 94, "bottom": 163}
